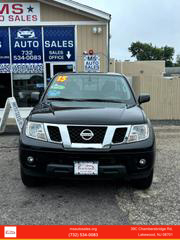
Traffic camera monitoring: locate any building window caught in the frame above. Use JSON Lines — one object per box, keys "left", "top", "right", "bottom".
{"left": 13, "top": 73, "right": 44, "bottom": 107}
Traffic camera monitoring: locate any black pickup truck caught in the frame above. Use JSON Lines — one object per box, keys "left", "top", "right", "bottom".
{"left": 19, "top": 73, "right": 156, "bottom": 189}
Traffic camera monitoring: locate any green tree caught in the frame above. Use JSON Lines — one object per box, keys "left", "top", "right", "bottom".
{"left": 128, "top": 41, "right": 174, "bottom": 67}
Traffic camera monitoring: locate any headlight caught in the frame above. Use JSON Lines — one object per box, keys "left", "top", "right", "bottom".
{"left": 127, "top": 124, "right": 149, "bottom": 143}
{"left": 25, "top": 122, "right": 47, "bottom": 141}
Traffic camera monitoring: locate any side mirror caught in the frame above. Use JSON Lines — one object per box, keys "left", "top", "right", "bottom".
{"left": 138, "top": 94, "right": 150, "bottom": 104}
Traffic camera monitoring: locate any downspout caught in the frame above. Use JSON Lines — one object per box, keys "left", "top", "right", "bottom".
{"left": 107, "top": 17, "right": 111, "bottom": 72}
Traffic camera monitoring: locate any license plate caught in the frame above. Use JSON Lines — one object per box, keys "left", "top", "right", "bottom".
{"left": 74, "top": 162, "right": 98, "bottom": 176}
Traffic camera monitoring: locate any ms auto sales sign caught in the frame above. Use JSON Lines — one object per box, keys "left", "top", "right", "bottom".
{"left": 0, "top": 2, "right": 40, "bottom": 25}
{"left": 84, "top": 55, "right": 100, "bottom": 72}
{"left": 11, "top": 27, "right": 43, "bottom": 74}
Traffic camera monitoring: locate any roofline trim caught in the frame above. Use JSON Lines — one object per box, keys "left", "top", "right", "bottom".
{"left": 44, "top": 0, "right": 111, "bottom": 21}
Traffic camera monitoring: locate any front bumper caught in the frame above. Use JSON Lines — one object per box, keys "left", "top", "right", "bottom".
{"left": 19, "top": 132, "right": 156, "bottom": 180}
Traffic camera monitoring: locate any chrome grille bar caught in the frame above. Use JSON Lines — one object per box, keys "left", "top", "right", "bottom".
{"left": 44, "top": 124, "right": 131, "bottom": 149}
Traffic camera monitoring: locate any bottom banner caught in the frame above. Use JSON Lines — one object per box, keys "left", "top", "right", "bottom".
{"left": 0, "top": 226, "right": 179, "bottom": 239}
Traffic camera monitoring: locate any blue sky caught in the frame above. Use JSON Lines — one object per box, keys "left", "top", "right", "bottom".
{"left": 76, "top": 0, "right": 180, "bottom": 61}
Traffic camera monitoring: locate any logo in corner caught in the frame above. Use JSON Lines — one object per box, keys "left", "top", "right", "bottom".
{"left": 4, "top": 227, "right": 17, "bottom": 238}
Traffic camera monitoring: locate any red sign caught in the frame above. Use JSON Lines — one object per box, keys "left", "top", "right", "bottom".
{"left": 0, "top": 225, "right": 180, "bottom": 239}
{"left": 0, "top": 3, "right": 40, "bottom": 24}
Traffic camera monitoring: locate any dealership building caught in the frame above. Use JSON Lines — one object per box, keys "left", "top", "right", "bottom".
{"left": 0, "top": 0, "right": 111, "bottom": 116}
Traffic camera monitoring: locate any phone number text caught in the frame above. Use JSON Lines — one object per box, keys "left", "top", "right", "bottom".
{"left": 68, "top": 233, "right": 98, "bottom": 238}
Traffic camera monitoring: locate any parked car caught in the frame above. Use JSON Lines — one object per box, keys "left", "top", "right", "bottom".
{"left": 19, "top": 73, "right": 156, "bottom": 189}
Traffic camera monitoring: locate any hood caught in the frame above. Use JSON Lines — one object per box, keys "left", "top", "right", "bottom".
{"left": 28, "top": 103, "right": 146, "bottom": 125}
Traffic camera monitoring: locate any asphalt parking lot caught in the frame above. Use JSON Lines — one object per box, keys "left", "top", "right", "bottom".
{"left": 0, "top": 125, "right": 179, "bottom": 225}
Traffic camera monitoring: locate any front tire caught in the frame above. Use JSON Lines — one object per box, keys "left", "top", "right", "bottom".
{"left": 131, "top": 169, "right": 154, "bottom": 190}
{"left": 21, "top": 168, "right": 42, "bottom": 187}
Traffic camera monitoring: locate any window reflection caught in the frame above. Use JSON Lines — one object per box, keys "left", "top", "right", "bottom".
{"left": 13, "top": 73, "right": 44, "bottom": 107}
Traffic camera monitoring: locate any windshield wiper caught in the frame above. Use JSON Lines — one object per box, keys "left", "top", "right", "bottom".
{"left": 47, "top": 98, "right": 126, "bottom": 104}
{"left": 80, "top": 99, "right": 126, "bottom": 104}
{"left": 47, "top": 98, "right": 76, "bottom": 102}
{"left": 47, "top": 97, "right": 126, "bottom": 104}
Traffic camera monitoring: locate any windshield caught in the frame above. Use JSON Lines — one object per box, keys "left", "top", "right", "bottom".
{"left": 44, "top": 74, "right": 136, "bottom": 106}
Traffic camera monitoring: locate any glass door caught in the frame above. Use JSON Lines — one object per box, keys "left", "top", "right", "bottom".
{"left": 0, "top": 73, "right": 12, "bottom": 108}
{"left": 50, "top": 62, "right": 76, "bottom": 78}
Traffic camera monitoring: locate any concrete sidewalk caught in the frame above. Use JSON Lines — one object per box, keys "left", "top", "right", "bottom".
{"left": 0, "top": 125, "right": 19, "bottom": 135}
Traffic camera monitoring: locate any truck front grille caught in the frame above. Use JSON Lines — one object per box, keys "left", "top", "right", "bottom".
{"left": 47, "top": 126, "right": 62, "bottom": 142}
{"left": 112, "top": 128, "right": 127, "bottom": 143}
{"left": 67, "top": 126, "right": 107, "bottom": 144}
{"left": 45, "top": 124, "right": 130, "bottom": 149}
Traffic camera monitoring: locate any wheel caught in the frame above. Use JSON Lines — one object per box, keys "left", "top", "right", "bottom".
{"left": 131, "top": 169, "right": 154, "bottom": 190}
{"left": 21, "top": 168, "right": 43, "bottom": 187}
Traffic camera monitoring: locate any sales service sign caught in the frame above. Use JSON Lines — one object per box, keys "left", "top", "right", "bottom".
{"left": 11, "top": 27, "right": 43, "bottom": 73}
{"left": 84, "top": 55, "right": 100, "bottom": 72}
{"left": 44, "top": 26, "right": 75, "bottom": 62}
{"left": 0, "top": 2, "right": 40, "bottom": 25}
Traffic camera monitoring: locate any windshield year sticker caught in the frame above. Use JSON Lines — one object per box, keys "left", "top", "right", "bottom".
{"left": 56, "top": 76, "right": 68, "bottom": 83}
